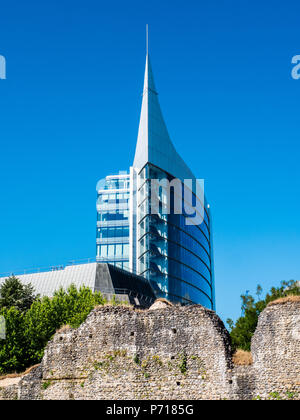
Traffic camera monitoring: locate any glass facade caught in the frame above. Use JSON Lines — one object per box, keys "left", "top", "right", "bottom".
{"left": 137, "top": 164, "right": 214, "bottom": 309}
{"left": 96, "top": 174, "right": 130, "bottom": 270}
{"left": 95, "top": 52, "right": 215, "bottom": 310}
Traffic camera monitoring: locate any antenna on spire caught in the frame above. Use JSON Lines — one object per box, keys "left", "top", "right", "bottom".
{"left": 146, "top": 24, "right": 149, "bottom": 55}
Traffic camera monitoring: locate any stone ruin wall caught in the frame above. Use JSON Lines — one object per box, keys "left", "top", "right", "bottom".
{"left": 251, "top": 300, "right": 300, "bottom": 399}
{"left": 0, "top": 300, "right": 299, "bottom": 400}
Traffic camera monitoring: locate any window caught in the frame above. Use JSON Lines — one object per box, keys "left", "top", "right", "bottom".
{"left": 107, "top": 245, "right": 114, "bottom": 257}
{"left": 115, "top": 244, "right": 122, "bottom": 256}
{"left": 115, "top": 227, "right": 122, "bottom": 237}
{"left": 97, "top": 210, "right": 129, "bottom": 222}
{"left": 100, "top": 245, "right": 107, "bottom": 258}
{"left": 123, "top": 244, "right": 129, "bottom": 256}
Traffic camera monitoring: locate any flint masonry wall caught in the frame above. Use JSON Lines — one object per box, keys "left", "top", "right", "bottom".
{"left": 1, "top": 299, "right": 299, "bottom": 400}
{"left": 251, "top": 300, "right": 300, "bottom": 399}
{"left": 36, "top": 305, "right": 234, "bottom": 400}
{"left": 21, "top": 305, "right": 234, "bottom": 400}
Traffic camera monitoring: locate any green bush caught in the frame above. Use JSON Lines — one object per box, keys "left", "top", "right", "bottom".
{"left": 0, "top": 282, "right": 105, "bottom": 374}
{"left": 227, "top": 280, "right": 300, "bottom": 351}
{"left": 0, "top": 306, "right": 27, "bottom": 373}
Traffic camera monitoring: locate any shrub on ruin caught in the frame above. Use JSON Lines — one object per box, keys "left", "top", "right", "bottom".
{"left": 227, "top": 280, "right": 300, "bottom": 351}
{"left": 0, "top": 284, "right": 105, "bottom": 374}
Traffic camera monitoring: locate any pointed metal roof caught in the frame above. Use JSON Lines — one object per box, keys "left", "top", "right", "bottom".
{"left": 133, "top": 54, "right": 195, "bottom": 182}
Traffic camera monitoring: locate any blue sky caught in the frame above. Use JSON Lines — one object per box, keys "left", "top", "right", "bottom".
{"left": 0, "top": 0, "right": 299, "bottom": 323}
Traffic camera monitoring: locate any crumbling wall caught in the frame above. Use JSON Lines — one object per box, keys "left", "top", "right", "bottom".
{"left": 251, "top": 300, "right": 300, "bottom": 400}
{"left": 18, "top": 365, "right": 43, "bottom": 400}
{"left": 0, "top": 377, "right": 19, "bottom": 400}
{"left": 0, "top": 300, "right": 299, "bottom": 400}
{"left": 21, "top": 305, "right": 234, "bottom": 400}
{"left": 232, "top": 365, "right": 255, "bottom": 400}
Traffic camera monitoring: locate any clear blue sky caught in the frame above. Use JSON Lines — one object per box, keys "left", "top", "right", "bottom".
{"left": 0, "top": 0, "right": 299, "bottom": 324}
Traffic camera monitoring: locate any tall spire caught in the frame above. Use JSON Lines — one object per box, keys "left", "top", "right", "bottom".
{"left": 133, "top": 38, "right": 195, "bottom": 182}
{"left": 146, "top": 24, "right": 148, "bottom": 56}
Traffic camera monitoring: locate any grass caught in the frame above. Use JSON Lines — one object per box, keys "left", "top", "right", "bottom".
{"left": 155, "top": 298, "right": 173, "bottom": 306}
{"left": 178, "top": 353, "right": 188, "bottom": 374}
{"left": 94, "top": 302, "right": 134, "bottom": 310}
{"left": 233, "top": 349, "right": 253, "bottom": 366}
{"left": 55, "top": 324, "right": 71, "bottom": 334}
{"left": 42, "top": 380, "right": 52, "bottom": 390}
{"left": 0, "top": 364, "right": 40, "bottom": 381}
{"left": 268, "top": 295, "right": 300, "bottom": 306}
{"left": 149, "top": 298, "right": 174, "bottom": 310}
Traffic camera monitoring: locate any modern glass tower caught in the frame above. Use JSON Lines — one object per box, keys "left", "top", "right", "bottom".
{"left": 96, "top": 51, "right": 215, "bottom": 309}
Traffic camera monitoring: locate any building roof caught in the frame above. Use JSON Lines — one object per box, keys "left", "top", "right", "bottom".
{"left": 0, "top": 263, "right": 97, "bottom": 297}
{"left": 0, "top": 263, "right": 156, "bottom": 308}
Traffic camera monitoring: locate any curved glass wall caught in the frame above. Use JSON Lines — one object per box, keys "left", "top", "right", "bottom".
{"left": 137, "top": 164, "right": 214, "bottom": 309}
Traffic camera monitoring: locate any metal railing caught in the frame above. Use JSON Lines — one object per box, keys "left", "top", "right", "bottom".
{"left": 95, "top": 287, "right": 155, "bottom": 305}
{"left": 0, "top": 257, "right": 144, "bottom": 280}
{"left": 0, "top": 257, "right": 98, "bottom": 278}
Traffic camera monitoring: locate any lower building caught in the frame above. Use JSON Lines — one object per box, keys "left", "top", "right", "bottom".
{"left": 0, "top": 262, "right": 156, "bottom": 308}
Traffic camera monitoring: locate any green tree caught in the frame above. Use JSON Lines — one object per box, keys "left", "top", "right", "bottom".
{"left": 227, "top": 280, "right": 300, "bottom": 351}
{"left": 0, "top": 276, "right": 37, "bottom": 312}
{"left": 0, "top": 306, "right": 27, "bottom": 373}
{"left": 256, "top": 284, "right": 263, "bottom": 300}
{"left": 24, "top": 285, "right": 106, "bottom": 367}
{"left": 0, "top": 284, "right": 106, "bottom": 374}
